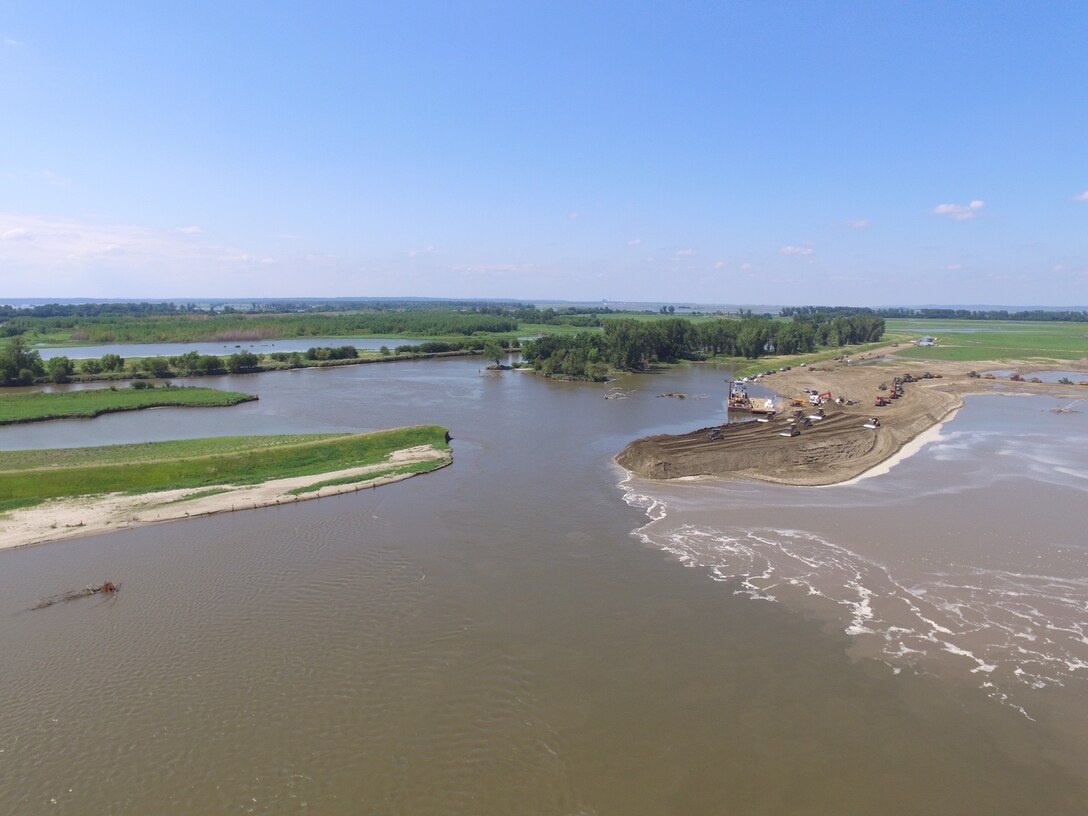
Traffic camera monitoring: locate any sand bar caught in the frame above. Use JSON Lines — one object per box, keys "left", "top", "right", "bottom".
{"left": 0, "top": 444, "right": 451, "bottom": 552}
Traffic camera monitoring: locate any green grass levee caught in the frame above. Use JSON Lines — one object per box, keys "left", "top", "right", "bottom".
{"left": 0, "top": 426, "right": 451, "bottom": 508}
{"left": 0, "top": 386, "right": 258, "bottom": 425}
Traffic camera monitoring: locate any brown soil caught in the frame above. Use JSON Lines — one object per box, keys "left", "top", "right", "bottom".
{"left": 617, "top": 347, "right": 1088, "bottom": 486}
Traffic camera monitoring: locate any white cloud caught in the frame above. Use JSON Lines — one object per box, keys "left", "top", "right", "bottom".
{"left": 945, "top": 263, "right": 962, "bottom": 271}
{"left": 406, "top": 244, "right": 436, "bottom": 258}
{"left": 176, "top": 225, "right": 203, "bottom": 234}
{"left": 626, "top": 238, "right": 642, "bottom": 246}
{"left": 675, "top": 248, "right": 696, "bottom": 257}
{"left": 740, "top": 262, "right": 753, "bottom": 270}
{"left": 780, "top": 245, "right": 814, "bottom": 256}
{"left": 933, "top": 200, "right": 984, "bottom": 220}
{"left": 3, "top": 36, "right": 23, "bottom": 47}
{"left": 714, "top": 260, "right": 726, "bottom": 269}
{"left": 1074, "top": 190, "right": 1088, "bottom": 202}
{"left": 566, "top": 211, "right": 581, "bottom": 220}
{"left": 845, "top": 218, "right": 870, "bottom": 229}
{"left": 0, "top": 211, "right": 274, "bottom": 282}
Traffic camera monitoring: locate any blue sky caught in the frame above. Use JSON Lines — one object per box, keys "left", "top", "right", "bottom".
{"left": 2, "top": 1, "right": 1086, "bottom": 305}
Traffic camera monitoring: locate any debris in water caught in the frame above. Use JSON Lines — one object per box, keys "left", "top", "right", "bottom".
{"left": 31, "top": 581, "right": 119, "bottom": 610}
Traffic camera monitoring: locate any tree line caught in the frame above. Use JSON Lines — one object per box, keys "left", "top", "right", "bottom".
{"left": 0, "top": 311, "right": 518, "bottom": 343}
{"left": 781, "top": 306, "right": 1088, "bottom": 322}
{"left": 521, "top": 314, "right": 885, "bottom": 380}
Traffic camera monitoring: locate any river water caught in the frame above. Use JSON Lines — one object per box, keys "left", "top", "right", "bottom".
{"left": 1, "top": 359, "right": 1086, "bottom": 814}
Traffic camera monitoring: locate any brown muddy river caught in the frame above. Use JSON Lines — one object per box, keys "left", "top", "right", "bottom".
{"left": 2, "top": 359, "right": 1086, "bottom": 814}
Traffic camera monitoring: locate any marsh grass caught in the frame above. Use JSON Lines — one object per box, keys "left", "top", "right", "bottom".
{"left": 0, "top": 387, "right": 257, "bottom": 424}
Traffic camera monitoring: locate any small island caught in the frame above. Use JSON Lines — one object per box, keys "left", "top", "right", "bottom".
{"left": 0, "top": 425, "right": 452, "bottom": 549}
{"left": 0, "top": 385, "right": 258, "bottom": 425}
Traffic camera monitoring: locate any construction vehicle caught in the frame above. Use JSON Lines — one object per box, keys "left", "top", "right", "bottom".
{"left": 1010, "top": 373, "right": 1024, "bottom": 382}
{"left": 863, "top": 417, "right": 881, "bottom": 429}
{"left": 875, "top": 396, "right": 889, "bottom": 407}
{"left": 779, "top": 424, "right": 800, "bottom": 438}
{"left": 727, "top": 381, "right": 753, "bottom": 411}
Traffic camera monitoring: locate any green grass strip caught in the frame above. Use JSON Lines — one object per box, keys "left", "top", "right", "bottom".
{"left": 0, "top": 426, "right": 450, "bottom": 502}
{"left": 0, "top": 386, "right": 257, "bottom": 425}
{"left": 0, "top": 496, "right": 43, "bottom": 515}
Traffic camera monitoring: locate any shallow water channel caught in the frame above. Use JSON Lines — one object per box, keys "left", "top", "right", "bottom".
{"left": 1, "top": 359, "right": 1086, "bottom": 814}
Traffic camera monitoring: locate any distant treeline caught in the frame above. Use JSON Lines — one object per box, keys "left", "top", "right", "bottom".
{"left": 521, "top": 314, "right": 885, "bottom": 380}
{"left": 781, "top": 306, "right": 1088, "bottom": 322}
{"left": 0, "top": 311, "right": 518, "bottom": 342}
{"left": 0, "top": 299, "right": 536, "bottom": 318}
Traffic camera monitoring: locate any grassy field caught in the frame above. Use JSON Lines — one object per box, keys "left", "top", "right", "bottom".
{"left": 886, "top": 319, "right": 1088, "bottom": 362}
{"left": 0, "top": 386, "right": 257, "bottom": 424}
{"left": 0, "top": 426, "right": 450, "bottom": 508}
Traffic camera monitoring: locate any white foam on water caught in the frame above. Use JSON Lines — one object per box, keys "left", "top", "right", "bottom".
{"left": 619, "top": 466, "right": 1088, "bottom": 716}
{"left": 615, "top": 395, "right": 1088, "bottom": 716}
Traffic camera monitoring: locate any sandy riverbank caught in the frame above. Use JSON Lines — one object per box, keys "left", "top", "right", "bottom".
{"left": 617, "top": 347, "right": 1088, "bottom": 486}
{"left": 0, "top": 444, "right": 451, "bottom": 552}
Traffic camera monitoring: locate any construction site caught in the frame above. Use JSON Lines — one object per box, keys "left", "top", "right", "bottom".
{"left": 617, "top": 347, "right": 1088, "bottom": 486}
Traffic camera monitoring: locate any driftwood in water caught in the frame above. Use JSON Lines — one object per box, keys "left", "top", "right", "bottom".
{"left": 32, "top": 581, "right": 119, "bottom": 610}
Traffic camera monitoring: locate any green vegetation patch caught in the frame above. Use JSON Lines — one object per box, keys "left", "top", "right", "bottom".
{"left": 0, "top": 426, "right": 450, "bottom": 504}
{"left": 0, "top": 386, "right": 257, "bottom": 425}
{"left": 0, "top": 496, "right": 42, "bottom": 515}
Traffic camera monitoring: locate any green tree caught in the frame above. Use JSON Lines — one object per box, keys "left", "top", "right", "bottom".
{"left": 482, "top": 340, "right": 505, "bottom": 366}
{"left": 46, "top": 356, "right": 75, "bottom": 383}
{"left": 100, "top": 353, "right": 125, "bottom": 371}
{"left": 140, "top": 356, "right": 172, "bottom": 377}
{"left": 0, "top": 337, "right": 45, "bottom": 385}
{"left": 226, "top": 351, "right": 260, "bottom": 373}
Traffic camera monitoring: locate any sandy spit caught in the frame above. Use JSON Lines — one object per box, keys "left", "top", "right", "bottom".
{"left": 0, "top": 444, "right": 451, "bottom": 552}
